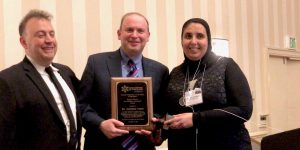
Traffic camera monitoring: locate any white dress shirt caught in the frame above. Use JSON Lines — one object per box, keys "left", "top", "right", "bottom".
{"left": 27, "top": 56, "right": 77, "bottom": 142}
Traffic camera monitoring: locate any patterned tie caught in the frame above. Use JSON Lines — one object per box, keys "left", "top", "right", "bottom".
{"left": 127, "top": 59, "right": 138, "bottom": 77}
{"left": 122, "top": 59, "right": 139, "bottom": 150}
{"left": 45, "top": 67, "right": 77, "bottom": 149}
{"left": 121, "top": 134, "right": 139, "bottom": 150}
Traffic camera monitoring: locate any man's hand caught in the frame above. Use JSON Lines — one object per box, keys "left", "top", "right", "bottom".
{"left": 99, "top": 119, "right": 129, "bottom": 139}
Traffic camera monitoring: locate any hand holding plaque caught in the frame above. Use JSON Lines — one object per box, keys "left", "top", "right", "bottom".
{"left": 111, "top": 77, "right": 154, "bottom": 131}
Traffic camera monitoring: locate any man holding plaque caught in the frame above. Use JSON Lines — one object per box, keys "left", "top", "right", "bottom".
{"left": 79, "top": 12, "right": 169, "bottom": 150}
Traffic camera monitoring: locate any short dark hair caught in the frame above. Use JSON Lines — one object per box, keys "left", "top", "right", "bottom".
{"left": 119, "top": 12, "right": 149, "bottom": 32}
{"left": 181, "top": 18, "right": 212, "bottom": 51}
{"left": 19, "top": 9, "right": 53, "bottom": 36}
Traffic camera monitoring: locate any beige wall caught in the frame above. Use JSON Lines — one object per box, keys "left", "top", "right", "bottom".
{"left": 1, "top": 0, "right": 300, "bottom": 133}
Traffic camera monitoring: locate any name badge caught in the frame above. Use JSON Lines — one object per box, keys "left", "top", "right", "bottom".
{"left": 188, "top": 79, "right": 197, "bottom": 91}
{"left": 184, "top": 88, "right": 203, "bottom": 106}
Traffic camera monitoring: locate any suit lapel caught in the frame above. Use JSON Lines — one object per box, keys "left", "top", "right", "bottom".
{"left": 142, "top": 57, "right": 154, "bottom": 77}
{"left": 56, "top": 67, "right": 82, "bottom": 128}
{"left": 56, "top": 67, "right": 76, "bottom": 97}
{"left": 22, "top": 57, "right": 65, "bottom": 123}
{"left": 105, "top": 50, "right": 156, "bottom": 78}
{"left": 107, "top": 50, "right": 122, "bottom": 77}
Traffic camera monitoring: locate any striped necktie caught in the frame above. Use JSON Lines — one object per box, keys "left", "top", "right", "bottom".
{"left": 122, "top": 59, "right": 139, "bottom": 150}
{"left": 127, "top": 59, "right": 138, "bottom": 77}
{"left": 122, "top": 133, "right": 139, "bottom": 150}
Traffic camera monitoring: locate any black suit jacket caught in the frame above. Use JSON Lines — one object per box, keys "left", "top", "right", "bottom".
{"left": 0, "top": 57, "right": 82, "bottom": 150}
{"left": 79, "top": 50, "right": 169, "bottom": 150}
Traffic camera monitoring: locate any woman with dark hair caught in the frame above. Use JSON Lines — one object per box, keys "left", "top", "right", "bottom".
{"left": 162, "top": 18, "right": 253, "bottom": 150}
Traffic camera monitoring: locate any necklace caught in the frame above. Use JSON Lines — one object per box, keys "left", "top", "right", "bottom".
{"left": 179, "top": 60, "right": 206, "bottom": 106}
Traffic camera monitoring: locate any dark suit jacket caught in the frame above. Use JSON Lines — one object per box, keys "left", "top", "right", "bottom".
{"left": 79, "top": 50, "right": 169, "bottom": 150}
{"left": 0, "top": 57, "right": 82, "bottom": 150}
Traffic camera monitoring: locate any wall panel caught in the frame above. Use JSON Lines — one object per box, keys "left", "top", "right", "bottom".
{"left": 56, "top": 0, "right": 74, "bottom": 69}
{"left": 85, "top": 0, "right": 101, "bottom": 56}
{"left": 0, "top": 0, "right": 4, "bottom": 69}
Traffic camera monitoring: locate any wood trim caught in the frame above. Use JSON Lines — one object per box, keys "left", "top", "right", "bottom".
{"left": 268, "top": 47, "right": 300, "bottom": 58}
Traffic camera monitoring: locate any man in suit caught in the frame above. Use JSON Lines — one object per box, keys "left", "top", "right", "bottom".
{"left": 79, "top": 12, "right": 169, "bottom": 150}
{"left": 0, "top": 9, "right": 81, "bottom": 150}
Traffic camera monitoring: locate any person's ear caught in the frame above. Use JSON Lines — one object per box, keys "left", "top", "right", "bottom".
{"left": 117, "top": 29, "right": 121, "bottom": 40}
{"left": 19, "top": 36, "right": 28, "bottom": 49}
{"left": 146, "top": 31, "right": 150, "bottom": 42}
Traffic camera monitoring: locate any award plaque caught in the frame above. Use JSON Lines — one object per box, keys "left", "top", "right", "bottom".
{"left": 111, "top": 77, "right": 153, "bottom": 131}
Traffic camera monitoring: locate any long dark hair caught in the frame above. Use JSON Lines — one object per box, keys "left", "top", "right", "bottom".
{"left": 181, "top": 18, "right": 212, "bottom": 52}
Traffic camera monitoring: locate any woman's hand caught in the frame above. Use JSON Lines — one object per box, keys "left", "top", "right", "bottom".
{"left": 164, "top": 113, "right": 193, "bottom": 129}
{"left": 135, "top": 117, "right": 165, "bottom": 146}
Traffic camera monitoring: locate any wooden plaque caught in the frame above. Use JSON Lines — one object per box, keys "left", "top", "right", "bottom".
{"left": 111, "top": 77, "right": 153, "bottom": 131}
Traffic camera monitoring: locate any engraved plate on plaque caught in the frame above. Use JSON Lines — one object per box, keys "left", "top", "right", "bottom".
{"left": 111, "top": 77, "right": 153, "bottom": 131}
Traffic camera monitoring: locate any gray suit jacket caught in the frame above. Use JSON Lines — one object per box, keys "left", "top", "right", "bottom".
{"left": 0, "top": 57, "right": 82, "bottom": 150}
{"left": 79, "top": 49, "right": 169, "bottom": 150}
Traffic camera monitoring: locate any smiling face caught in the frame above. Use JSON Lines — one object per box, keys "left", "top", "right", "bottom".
{"left": 20, "top": 17, "right": 57, "bottom": 66}
{"left": 117, "top": 13, "right": 150, "bottom": 58}
{"left": 181, "top": 23, "right": 208, "bottom": 61}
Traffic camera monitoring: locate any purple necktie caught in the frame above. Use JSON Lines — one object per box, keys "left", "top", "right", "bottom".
{"left": 127, "top": 59, "right": 138, "bottom": 77}
{"left": 122, "top": 59, "right": 139, "bottom": 150}
{"left": 121, "top": 134, "right": 139, "bottom": 150}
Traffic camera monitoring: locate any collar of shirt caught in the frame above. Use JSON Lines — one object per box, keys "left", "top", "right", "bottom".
{"left": 119, "top": 49, "right": 143, "bottom": 77}
{"left": 26, "top": 55, "right": 59, "bottom": 75}
{"left": 119, "top": 48, "right": 142, "bottom": 65}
